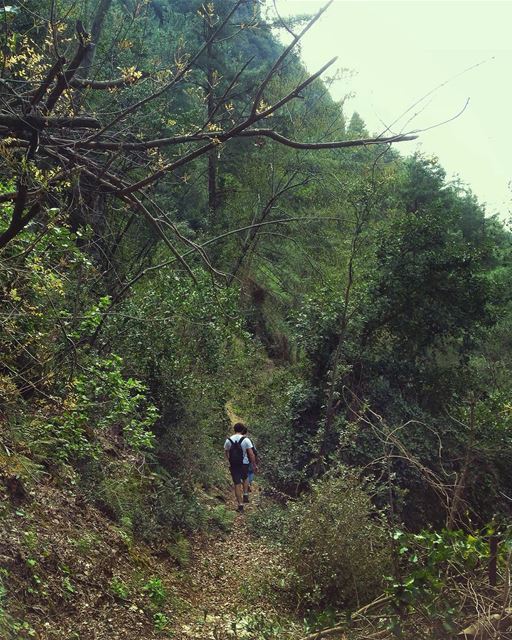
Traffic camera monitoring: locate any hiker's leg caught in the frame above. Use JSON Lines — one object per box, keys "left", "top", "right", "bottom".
{"left": 242, "top": 464, "right": 250, "bottom": 503}
{"left": 234, "top": 482, "right": 243, "bottom": 505}
{"left": 230, "top": 465, "right": 244, "bottom": 506}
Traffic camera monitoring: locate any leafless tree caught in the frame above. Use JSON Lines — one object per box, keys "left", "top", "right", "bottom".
{"left": 0, "top": 0, "right": 415, "bottom": 262}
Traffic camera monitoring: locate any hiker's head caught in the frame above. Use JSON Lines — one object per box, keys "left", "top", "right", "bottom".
{"left": 233, "top": 422, "right": 245, "bottom": 434}
{"left": 240, "top": 425, "right": 248, "bottom": 434}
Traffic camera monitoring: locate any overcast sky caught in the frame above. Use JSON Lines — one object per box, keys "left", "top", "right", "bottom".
{"left": 274, "top": 0, "right": 512, "bottom": 218}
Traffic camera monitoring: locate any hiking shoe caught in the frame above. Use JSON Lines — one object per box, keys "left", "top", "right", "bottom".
{"left": 243, "top": 494, "right": 249, "bottom": 504}
{"left": 237, "top": 504, "right": 244, "bottom": 513}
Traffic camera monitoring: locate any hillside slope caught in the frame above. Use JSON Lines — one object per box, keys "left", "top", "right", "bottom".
{"left": 0, "top": 462, "right": 302, "bottom": 640}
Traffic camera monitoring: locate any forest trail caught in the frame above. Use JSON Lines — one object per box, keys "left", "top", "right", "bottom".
{"left": 173, "top": 485, "right": 286, "bottom": 640}
{"left": 171, "top": 404, "right": 279, "bottom": 639}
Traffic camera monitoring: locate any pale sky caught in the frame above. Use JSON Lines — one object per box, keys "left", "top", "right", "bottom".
{"left": 274, "top": 0, "right": 512, "bottom": 218}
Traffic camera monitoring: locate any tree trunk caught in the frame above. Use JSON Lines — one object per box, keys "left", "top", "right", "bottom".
{"left": 447, "top": 399, "right": 476, "bottom": 530}
{"left": 81, "top": 0, "right": 114, "bottom": 76}
{"left": 206, "top": 37, "right": 218, "bottom": 220}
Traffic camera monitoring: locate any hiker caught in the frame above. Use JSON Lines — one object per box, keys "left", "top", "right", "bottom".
{"left": 224, "top": 422, "right": 258, "bottom": 512}
{"left": 240, "top": 425, "right": 259, "bottom": 492}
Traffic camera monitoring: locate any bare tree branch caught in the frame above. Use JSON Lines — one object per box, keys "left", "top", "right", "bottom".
{"left": 0, "top": 114, "right": 101, "bottom": 130}
{"left": 0, "top": 1, "right": 417, "bottom": 255}
{"left": 84, "top": 0, "right": 246, "bottom": 143}
{"left": 251, "top": 0, "right": 334, "bottom": 117}
{"left": 69, "top": 72, "right": 150, "bottom": 89}
{"left": 38, "top": 130, "right": 415, "bottom": 152}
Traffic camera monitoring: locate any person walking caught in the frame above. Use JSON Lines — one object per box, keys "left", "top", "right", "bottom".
{"left": 240, "top": 425, "right": 259, "bottom": 492}
{"left": 224, "top": 422, "right": 258, "bottom": 512}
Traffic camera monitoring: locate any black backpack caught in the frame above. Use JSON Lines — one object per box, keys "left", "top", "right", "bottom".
{"left": 228, "top": 436, "right": 245, "bottom": 465}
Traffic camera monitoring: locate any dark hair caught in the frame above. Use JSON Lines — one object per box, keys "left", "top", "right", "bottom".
{"left": 233, "top": 422, "right": 245, "bottom": 433}
{"left": 240, "top": 425, "right": 248, "bottom": 435}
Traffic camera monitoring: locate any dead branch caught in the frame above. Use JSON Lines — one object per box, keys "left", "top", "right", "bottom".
{"left": 297, "top": 593, "right": 393, "bottom": 640}
{"left": 37, "top": 130, "right": 416, "bottom": 152}
{"left": 43, "top": 26, "right": 93, "bottom": 114}
{"left": 0, "top": 0, "right": 417, "bottom": 258}
{"left": 28, "top": 56, "right": 66, "bottom": 108}
{"left": 85, "top": 0, "right": 247, "bottom": 143}
{"left": 0, "top": 114, "right": 101, "bottom": 130}
{"left": 69, "top": 72, "right": 150, "bottom": 89}
{"left": 251, "top": 0, "right": 334, "bottom": 118}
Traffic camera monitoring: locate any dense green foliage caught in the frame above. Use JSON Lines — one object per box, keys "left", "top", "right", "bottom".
{"left": 284, "top": 471, "right": 390, "bottom": 610}
{"left": 2, "top": 1, "right": 512, "bottom": 637}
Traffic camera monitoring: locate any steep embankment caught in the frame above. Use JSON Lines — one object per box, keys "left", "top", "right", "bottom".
{"left": 0, "top": 464, "right": 300, "bottom": 640}
{"left": 1, "top": 474, "right": 182, "bottom": 639}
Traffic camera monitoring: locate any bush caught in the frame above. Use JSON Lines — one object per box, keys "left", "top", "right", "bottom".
{"left": 151, "top": 471, "right": 206, "bottom": 534}
{"left": 97, "top": 462, "right": 146, "bottom": 526}
{"left": 209, "top": 504, "right": 236, "bottom": 533}
{"left": 165, "top": 533, "right": 191, "bottom": 568}
{"left": 377, "top": 527, "right": 512, "bottom": 638}
{"left": 11, "top": 354, "right": 157, "bottom": 469}
{"left": 246, "top": 502, "right": 287, "bottom": 542}
{"left": 284, "top": 470, "right": 390, "bottom": 611}
{"left": 143, "top": 577, "right": 167, "bottom": 607}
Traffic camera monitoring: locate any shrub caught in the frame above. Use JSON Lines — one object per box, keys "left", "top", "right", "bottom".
{"left": 109, "top": 577, "right": 130, "bottom": 600}
{"left": 209, "top": 504, "right": 236, "bottom": 533}
{"left": 151, "top": 471, "right": 206, "bottom": 534}
{"left": 143, "top": 577, "right": 167, "bottom": 607}
{"left": 166, "top": 533, "right": 191, "bottom": 568}
{"left": 71, "top": 532, "right": 100, "bottom": 555}
{"left": 284, "top": 470, "right": 390, "bottom": 610}
{"left": 97, "top": 463, "right": 146, "bottom": 526}
{"left": 14, "top": 354, "right": 157, "bottom": 467}
{"left": 51, "top": 355, "right": 157, "bottom": 461}
{"left": 153, "top": 611, "right": 170, "bottom": 632}
{"left": 246, "top": 502, "right": 287, "bottom": 542}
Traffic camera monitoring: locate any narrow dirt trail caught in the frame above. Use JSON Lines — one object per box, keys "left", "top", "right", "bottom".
{"left": 171, "top": 405, "right": 293, "bottom": 639}
{"left": 173, "top": 487, "right": 283, "bottom": 639}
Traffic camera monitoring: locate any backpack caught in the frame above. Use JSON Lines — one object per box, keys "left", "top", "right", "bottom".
{"left": 228, "top": 436, "right": 246, "bottom": 466}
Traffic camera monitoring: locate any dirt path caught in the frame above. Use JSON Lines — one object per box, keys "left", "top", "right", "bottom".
{"left": 173, "top": 486, "right": 285, "bottom": 639}
{"left": 171, "top": 407, "right": 296, "bottom": 639}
